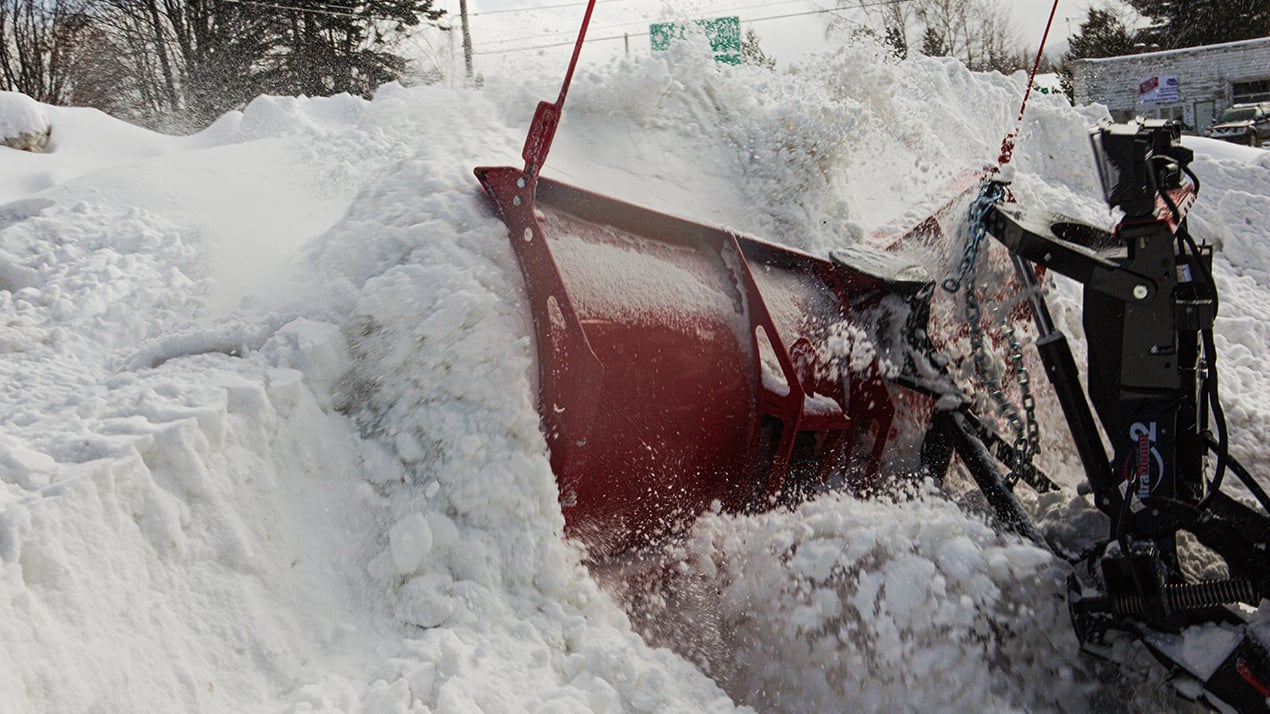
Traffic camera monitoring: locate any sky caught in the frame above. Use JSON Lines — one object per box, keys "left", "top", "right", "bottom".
{"left": 444, "top": 0, "right": 1100, "bottom": 70}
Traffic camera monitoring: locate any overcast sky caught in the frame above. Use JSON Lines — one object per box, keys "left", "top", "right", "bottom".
{"left": 452, "top": 0, "right": 1100, "bottom": 66}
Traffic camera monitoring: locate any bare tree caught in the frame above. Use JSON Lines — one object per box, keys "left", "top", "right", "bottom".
{"left": 968, "top": 0, "right": 1026, "bottom": 73}
{"left": 84, "top": 0, "right": 182, "bottom": 122}
{"left": 861, "top": 0, "right": 916, "bottom": 43}
{"left": 6, "top": 0, "right": 443, "bottom": 130}
{"left": 834, "top": 0, "right": 917, "bottom": 55}
{"left": 62, "top": 24, "right": 133, "bottom": 111}
{"left": 1, "top": 0, "right": 91, "bottom": 102}
{"left": 827, "top": 0, "right": 1028, "bottom": 71}
{"left": 916, "top": 0, "right": 1028, "bottom": 72}
{"left": 742, "top": 28, "right": 776, "bottom": 70}
{"left": 916, "top": 0, "right": 972, "bottom": 59}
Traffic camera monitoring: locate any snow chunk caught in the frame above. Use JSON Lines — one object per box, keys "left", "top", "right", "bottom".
{"left": 388, "top": 512, "right": 434, "bottom": 576}
{"left": 0, "top": 92, "right": 50, "bottom": 152}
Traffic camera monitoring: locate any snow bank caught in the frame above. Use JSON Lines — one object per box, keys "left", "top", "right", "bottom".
{"left": 0, "top": 82, "right": 741, "bottom": 712}
{"left": 0, "top": 177, "right": 381, "bottom": 712}
{"left": 1180, "top": 137, "right": 1270, "bottom": 471}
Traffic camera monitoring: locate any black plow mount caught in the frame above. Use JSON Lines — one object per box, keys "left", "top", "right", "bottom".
{"left": 890, "top": 119, "right": 1270, "bottom": 713}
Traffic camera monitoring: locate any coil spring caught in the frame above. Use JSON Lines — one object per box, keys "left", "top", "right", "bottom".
{"left": 1111, "top": 578, "right": 1257, "bottom": 616}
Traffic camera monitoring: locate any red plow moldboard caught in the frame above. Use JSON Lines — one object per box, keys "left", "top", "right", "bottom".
{"left": 476, "top": 165, "right": 929, "bottom": 557}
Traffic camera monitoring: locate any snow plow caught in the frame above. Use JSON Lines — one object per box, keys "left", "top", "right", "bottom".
{"left": 475, "top": 2, "right": 1270, "bottom": 711}
{"left": 474, "top": 164, "right": 903, "bottom": 556}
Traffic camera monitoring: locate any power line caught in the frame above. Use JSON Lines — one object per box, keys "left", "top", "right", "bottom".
{"left": 472, "top": 0, "right": 914, "bottom": 56}
{"left": 221, "top": 0, "right": 365, "bottom": 20}
{"left": 474, "top": 0, "right": 812, "bottom": 47}
{"left": 474, "top": 30, "right": 635, "bottom": 55}
{"left": 220, "top": 0, "right": 441, "bottom": 22}
{"left": 469, "top": 0, "right": 627, "bottom": 17}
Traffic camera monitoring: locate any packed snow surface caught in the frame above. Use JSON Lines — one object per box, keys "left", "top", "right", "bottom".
{"left": 1, "top": 40, "right": 1268, "bottom": 713}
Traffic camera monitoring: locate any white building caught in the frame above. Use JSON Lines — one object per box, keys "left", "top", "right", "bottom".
{"left": 1071, "top": 37, "right": 1270, "bottom": 134}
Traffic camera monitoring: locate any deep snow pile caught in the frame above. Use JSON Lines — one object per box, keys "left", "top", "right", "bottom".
{"left": 0, "top": 40, "right": 1267, "bottom": 713}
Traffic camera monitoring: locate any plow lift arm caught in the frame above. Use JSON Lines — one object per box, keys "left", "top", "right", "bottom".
{"left": 968, "top": 119, "right": 1270, "bottom": 713}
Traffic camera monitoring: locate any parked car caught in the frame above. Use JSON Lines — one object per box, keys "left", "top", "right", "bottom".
{"left": 1206, "top": 103, "right": 1270, "bottom": 146}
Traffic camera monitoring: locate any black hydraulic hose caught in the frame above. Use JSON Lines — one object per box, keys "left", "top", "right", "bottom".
{"left": 1169, "top": 226, "right": 1231, "bottom": 513}
{"left": 1182, "top": 164, "right": 1201, "bottom": 196}
{"left": 1198, "top": 367, "right": 1212, "bottom": 438}
{"left": 1148, "top": 155, "right": 1182, "bottom": 219}
{"left": 1116, "top": 472, "right": 1140, "bottom": 549}
{"left": 1196, "top": 327, "right": 1230, "bottom": 512}
{"left": 1234, "top": 469, "right": 1270, "bottom": 515}
{"left": 1213, "top": 444, "right": 1270, "bottom": 515}
{"left": 1182, "top": 229, "right": 1219, "bottom": 315}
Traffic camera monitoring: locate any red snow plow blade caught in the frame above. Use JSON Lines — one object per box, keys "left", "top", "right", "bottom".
{"left": 469, "top": 0, "right": 967, "bottom": 558}
{"left": 476, "top": 165, "right": 913, "bottom": 556}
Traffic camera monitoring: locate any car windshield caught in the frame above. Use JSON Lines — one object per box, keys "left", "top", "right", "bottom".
{"left": 1218, "top": 107, "right": 1258, "bottom": 122}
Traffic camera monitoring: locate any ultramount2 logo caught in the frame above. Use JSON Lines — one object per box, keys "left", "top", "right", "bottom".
{"left": 1123, "top": 421, "right": 1164, "bottom": 500}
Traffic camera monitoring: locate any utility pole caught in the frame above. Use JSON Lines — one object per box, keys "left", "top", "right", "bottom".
{"left": 459, "top": 0, "right": 474, "bottom": 80}
{"left": 446, "top": 20, "right": 456, "bottom": 87}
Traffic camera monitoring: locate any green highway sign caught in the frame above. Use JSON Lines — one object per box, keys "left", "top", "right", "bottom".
{"left": 650, "top": 16, "right": 741, "bottom": 65}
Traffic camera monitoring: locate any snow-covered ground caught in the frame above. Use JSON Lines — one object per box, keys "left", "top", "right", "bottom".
{"left": 1, "top": 41, "right": 1267, "bottom": 713}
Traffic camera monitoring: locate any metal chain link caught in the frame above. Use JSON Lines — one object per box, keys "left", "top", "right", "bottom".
{"left": 1004, "top": 325, "right": 1041, "bottom": 485}
{"left": 942, "top": 181, "right": 1006, "bottom": 294}
{"left": 943, "top": 180, "right": 1039, "bottom": 487}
